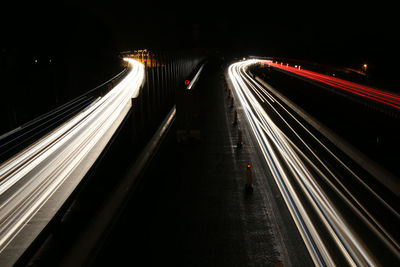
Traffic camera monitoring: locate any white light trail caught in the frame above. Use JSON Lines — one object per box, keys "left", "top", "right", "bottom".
{"left": 228, "top": 60, "right": 400, "bottom": 266}
{"left": 0, "top": 58, "right": 144, "bottom": 256}
{"left": 187, "top": 63, "right": 205, "bottom": 90}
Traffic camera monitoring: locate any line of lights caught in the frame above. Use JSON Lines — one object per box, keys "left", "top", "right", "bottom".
{"left": 265, "top": 62, "right": 400, "bottom": 109}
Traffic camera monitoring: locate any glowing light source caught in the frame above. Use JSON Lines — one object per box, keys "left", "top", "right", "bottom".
{"left": 363, "top": 64, "right": 368, "bottom": 72}
{"left": 186, "top": 63, "right": 205, "bottom": 90}
{"left": 265, "top": 61, "right": 400, "bottom": 109}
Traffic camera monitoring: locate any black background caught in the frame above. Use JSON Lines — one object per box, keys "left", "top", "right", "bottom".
{"left": 1, "top": 1, "right": 399, "bottom": 134}
{"left": 3, "top": 1, "right": 398, "bottom": 64}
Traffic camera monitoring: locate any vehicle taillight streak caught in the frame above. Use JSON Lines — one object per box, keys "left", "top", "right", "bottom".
{"left": 228, "top": 60, "right": 400, "bottom": 266}
{"left": 265, "top": 62, "right": 400, "bottom": 109}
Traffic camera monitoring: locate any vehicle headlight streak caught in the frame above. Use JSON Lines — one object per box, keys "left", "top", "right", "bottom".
{"left": 228, "top": 60, "right": 400, "bottom": 266}
{"left": 0, "top": 58, "right": 144, "bottom": 254}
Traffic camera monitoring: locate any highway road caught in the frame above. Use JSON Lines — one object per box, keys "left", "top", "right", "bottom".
{"left": 228, "top": 59, "right": 400, "bottom": 266}
{"left": 0, "top": 58, "right": 144, "bottom": 265}
{"left": 266, "top": 61, "right": 400, "bottom": 110}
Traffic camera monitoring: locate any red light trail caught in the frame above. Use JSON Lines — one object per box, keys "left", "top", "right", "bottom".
{"left": 265, "top": 62, "right": 400, "bottom": 110}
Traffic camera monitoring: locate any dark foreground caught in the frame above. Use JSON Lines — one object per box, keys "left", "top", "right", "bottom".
{"left": 93, "top": 60, "right": 312, "bottom": 266}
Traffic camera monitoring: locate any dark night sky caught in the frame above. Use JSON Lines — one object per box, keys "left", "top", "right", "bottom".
{"left": 1, "top": 0, "right": 398, "bottom": 134}
{"left": 80, "top": 1, "right": 397, "bottom": 60}
{"left": 2, "top": 1, "right": 399, "bottom": 75}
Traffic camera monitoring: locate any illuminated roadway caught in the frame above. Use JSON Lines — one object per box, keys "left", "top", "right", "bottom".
{"left": 228, "top": 59, "right": 400, "bottom": 266}
{"left": 0, "top": 58, "right": 144, "bottom": 266}
{"left": 266, "top": 61, "right": 400, "bottom": 110}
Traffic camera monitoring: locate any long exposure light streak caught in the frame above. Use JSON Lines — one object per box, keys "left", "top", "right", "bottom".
{"left": 0, "top": 58, "right": 144, "bottom": 256}
{"left": 228, "top": 59, "right": 400, "bottom": 266}
{"left": 265, "top": 62, "right": 400, "bottom": 109}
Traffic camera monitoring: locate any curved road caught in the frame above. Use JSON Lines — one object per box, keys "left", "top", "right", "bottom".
{"left": 228, "top": 59, "right": 400, "bottom": 266}
{"left": 0, "top": 58, "right": 144, "bottom": 266}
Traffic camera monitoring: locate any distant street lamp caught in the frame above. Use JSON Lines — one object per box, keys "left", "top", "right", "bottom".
{"left": 362, "top": 63, "right": 367, "bottom": 73}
